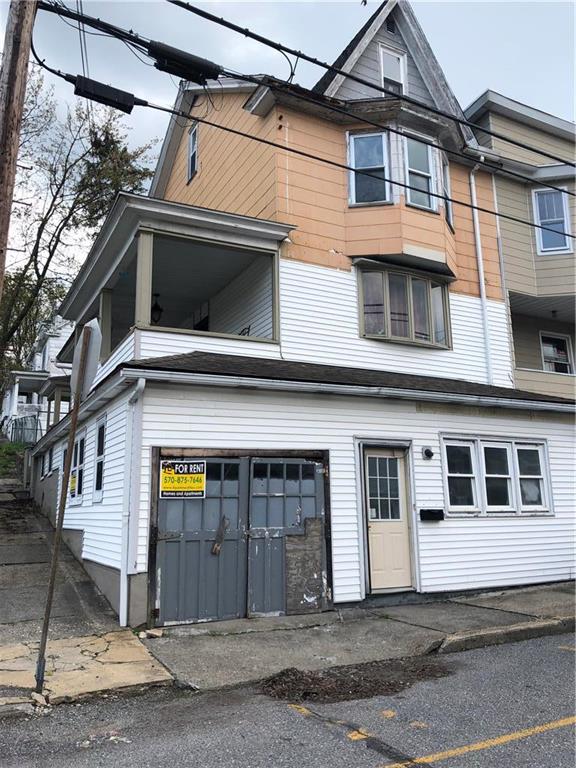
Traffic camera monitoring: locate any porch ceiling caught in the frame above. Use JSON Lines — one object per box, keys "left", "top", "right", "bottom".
{"left": 509, "top": 292, "right": 575, "bottom": 325}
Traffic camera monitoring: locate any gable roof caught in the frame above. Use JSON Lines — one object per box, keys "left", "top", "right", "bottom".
{"left": 312, "top": 0, "right": 477, "bottom": 146}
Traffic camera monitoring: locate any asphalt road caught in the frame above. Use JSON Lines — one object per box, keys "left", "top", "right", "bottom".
{"left": 1, "top": 634, "right": 574, "bottom": 768}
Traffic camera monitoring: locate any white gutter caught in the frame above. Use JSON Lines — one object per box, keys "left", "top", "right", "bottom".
{"left": 469, "top": 166, "right": 493, "bottom": 385}
{"left": 119, "top": 368, "right": 574, "bottom": 414}
{"left": 119, "top": 377, "right": 145, "bottom": 627}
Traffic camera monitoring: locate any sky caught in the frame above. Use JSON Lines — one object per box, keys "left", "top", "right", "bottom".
{"left": 1, "top": 0, "right": 574, "bottom": 155}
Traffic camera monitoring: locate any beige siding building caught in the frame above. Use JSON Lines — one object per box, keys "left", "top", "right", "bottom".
{"left": 466, "top": 92, "right": 575, "bottom": 399}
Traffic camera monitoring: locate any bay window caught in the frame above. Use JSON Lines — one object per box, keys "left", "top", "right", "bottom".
{"left": 360, "top": 268, "right": 450, "bottom": 348}
{"left": 349, "top": 132, "right": 389, "bottom": 204}
{"left": 443, "top": 438, "right": 550, "bottom": 516}
{"left": 405, "top": 136, "right": 436, "bottom": 210}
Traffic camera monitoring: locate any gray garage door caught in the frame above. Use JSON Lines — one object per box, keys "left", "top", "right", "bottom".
{"left": 156, "top": 457, "right": 326, "bottom": 625}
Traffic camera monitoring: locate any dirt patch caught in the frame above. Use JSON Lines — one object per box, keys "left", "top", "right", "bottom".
{"left": 260, "top": 656, "right": 454, "bottom": 703}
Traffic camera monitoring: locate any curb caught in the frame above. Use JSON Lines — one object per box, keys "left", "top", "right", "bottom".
{"left": 438, "top": 616, "right": 575, "bottom": 654}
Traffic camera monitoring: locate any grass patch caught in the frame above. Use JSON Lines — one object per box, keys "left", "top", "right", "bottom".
{"left": 0, "top": 442, "right": 26, "bottom": 478}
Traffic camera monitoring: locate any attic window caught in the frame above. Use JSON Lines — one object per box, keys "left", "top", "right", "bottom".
{"left": 379, "top": 44, "right": 405, "bottom": 95}
{"left": 386, "top": 18, "right": 396, "bottom": 34}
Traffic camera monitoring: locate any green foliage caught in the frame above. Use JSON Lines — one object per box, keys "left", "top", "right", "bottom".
{"left": 0, "top": 441, "right": 26, "bottom": 479}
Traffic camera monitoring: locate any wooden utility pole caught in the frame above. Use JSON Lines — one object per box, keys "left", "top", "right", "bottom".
{"left": 0, "top": 0, "right": 37, "bottom": 303}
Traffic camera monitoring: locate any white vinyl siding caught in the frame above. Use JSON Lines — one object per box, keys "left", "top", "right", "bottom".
{"left": 532, "top": 188, "right": 572, "bottom": 255}
{"left": 209, "top": 255, "right": 273, "bottom": 338}
{"left": 136, "top": 260, "right": 513, "bottom": 387}
{"left": 93, "top": 333, "right": 135, "bottom": 388}
{"left": 138, "top": 385, "right": 575, "bottom": 598}
{"left": 55, "top": 392, "right": 131, "bottom": 568}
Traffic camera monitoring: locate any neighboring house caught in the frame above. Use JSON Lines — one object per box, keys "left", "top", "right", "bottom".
{"left": 30, "top": 0, "right": 574, "bottom": 629}
{"left": 465, "top": 91, "right": 575, "bottom": 400}
{"left": 1, "top": 316, "right": 73, "bottom": 443}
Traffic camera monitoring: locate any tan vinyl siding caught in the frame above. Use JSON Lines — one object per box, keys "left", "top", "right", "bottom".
{"left": 533, "top": 180, "right": 576, "bottom": 295}
{"left": 495, "top": 177, "right": 537, "bottom": 295}
{"left": 514, "top": 368, "right": 575, "bottom": 399}
{"left": 163, "top": 93, "right": 278, "bottom": 220}
{"left": 487, "top": 113, "right": 575, "bottom": 167}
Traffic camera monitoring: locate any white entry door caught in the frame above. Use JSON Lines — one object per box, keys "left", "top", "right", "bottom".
{"left": 365, "top": 449, "right": 412, "bottom": 591}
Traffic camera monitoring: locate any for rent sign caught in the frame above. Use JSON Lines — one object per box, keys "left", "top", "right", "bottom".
{"left": 159, "top": 460, "right": 206, "bottom": 498}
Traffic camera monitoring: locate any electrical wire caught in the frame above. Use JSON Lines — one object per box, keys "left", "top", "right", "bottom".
{"left": 225, "top": 70, "right": 576, "bottom": 199}
{"left": 37, "top": 0, "right": 575, "bottom": 198}
{"left": 28, "top": 40, "right": 575, "bottom": 242}
{"left": 165, "top": 0, "right": 576, "bottom": 168}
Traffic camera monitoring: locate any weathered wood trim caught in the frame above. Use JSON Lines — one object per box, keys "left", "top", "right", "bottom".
{"left": 135, "top": 230, "right": 154, "bottom": 327}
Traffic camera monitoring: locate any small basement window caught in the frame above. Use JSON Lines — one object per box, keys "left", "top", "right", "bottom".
{"left": 360, "top": 268, "right": 450, "bottom": 348}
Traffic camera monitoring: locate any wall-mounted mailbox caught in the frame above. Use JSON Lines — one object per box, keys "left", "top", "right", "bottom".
{"left": 419, "top": 508, "right": 444, "bottom": 521}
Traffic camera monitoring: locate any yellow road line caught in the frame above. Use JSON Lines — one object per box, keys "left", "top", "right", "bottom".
{"left": 382, "top": 716, "right": 576, "bottom": 768}
{"left": 558, "top": 645, "right": 576, "bottom": 652}
{"left": 347, "top": 728, "right": 371, "bottom": 741}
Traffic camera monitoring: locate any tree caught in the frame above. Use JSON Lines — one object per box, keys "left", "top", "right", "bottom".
{"left": 0, "top": 66, "right": 154, "bottom": 382}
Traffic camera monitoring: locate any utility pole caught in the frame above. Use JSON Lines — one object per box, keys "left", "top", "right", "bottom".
{"left": 0, "top": 0, "right": 37, "bottom": 303}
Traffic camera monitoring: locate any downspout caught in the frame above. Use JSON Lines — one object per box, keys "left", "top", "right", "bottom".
{"left": 469, "top": 166, "right": 493, "bottom": 385}
{"left": 491, "top": 173, "right": 516, "bottom": 385}
{"left": 119, "top": 377, "right": 145, "bottom": 627}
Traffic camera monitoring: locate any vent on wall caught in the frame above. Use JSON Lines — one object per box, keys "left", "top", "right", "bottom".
{"left": 386, "top": 18, "right": 396, "bottom": 34}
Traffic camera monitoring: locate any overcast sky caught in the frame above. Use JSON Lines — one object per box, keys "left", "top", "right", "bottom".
{"left": 1, "top": 0, "right": 574, "bottom": 154}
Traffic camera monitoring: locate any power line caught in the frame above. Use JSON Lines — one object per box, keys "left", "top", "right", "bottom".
{"left": 37, "top": 0, "right": 576, "bottom": 199}
{"left": 166, "top": 0, "right": 576, "bottom": 169}
{"left": 226, "top": 71, "right": 576, "bottom": 199}
{"left": 30, "top": 14, "right": 575, "bottom": 241}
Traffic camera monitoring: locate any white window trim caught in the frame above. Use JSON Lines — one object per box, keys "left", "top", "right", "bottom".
{"left": 480, "top": 441, "right": 516, "bottom": 513}
{"left": 531, "top": 187, "right": 573, "bottom": 255}
{"left": 69, "top": 430, "right": 86, "bottom": 506}
{"left": 403, "top": 133, "right": 438, "bottom": 212}
{"left": 187, "top": 123, "right": 198, "bottom": 182}
{"left": 348, "top": 131, "right": 390, "bottom": 206}
{"left": 442, "top": 154, "right": 454, "bottom": 228}
{"left": 378, "top": 43, "right": 407, "bottom": 93}
{"left": 441, "top": 435, "right": 552, "bottom": 517}
{"left": 93, "top": 415, "right": 106, "bottom": 503}
{"left": 539, "top": 331, "right": 574, "bottom": 375}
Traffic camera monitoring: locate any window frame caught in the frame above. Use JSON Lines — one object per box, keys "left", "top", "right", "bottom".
{"left": 93, "top": 415, "right": 106, "bottom": 503}
{"left": 187, "top": 123, "right": 198, "bottom": 183}
{"left": 531, "top": 187, "right": 573, "bottom": 255}
{"left": 441, "top": 154, "right": 454, "bottom": 229}
{"left": 348, "top": 131, "right": 390, "bottom": 206}
{"left": 442, "top": 436, "right": 552, "bottom": 517}
{"left": 378, "top": 43, "right": 407, "bottom": 94}
{"left": 480, "top": 441, "right": 516, "bottom": 513}
{"left": 403, "top": 134, "right": 438, "bottom": 212}
{"left": 69, "top": 430, "right": 86, "bottom": 505}
{"left": 358, "top": 266, "right": 451, "bottom": 349}
{"left": 539, "top": 331, "right": 574, "bottom": 375}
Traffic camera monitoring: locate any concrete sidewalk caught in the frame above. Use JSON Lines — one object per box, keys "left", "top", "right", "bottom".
{"left": 144, "top": 582, "right": 575, "bottom": 691}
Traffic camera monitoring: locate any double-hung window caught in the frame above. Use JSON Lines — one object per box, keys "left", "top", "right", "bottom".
{"left": 70, "top": 433, "right": 85, "bottom": 503}
{"left": 349, "top": 132, "right": 389, "bottom": 205}
{"left": 442, "top": 156, "right": 453, "bottom": 228}
{"left": 379, "top": 44, "right": 406, "bottom": 95}
{"left": 188, "top": 123, "right": 198, "bottom": 181}
{"left": 540, "top": 333, "right": 573, "bottom": 374}
{"left": 443, "top": 438, "right": 550, "bottom": 516}
{"left": 532, "top": 189, "right": 572, "bottom": 254}
{"left": 360, "top": 268, "right": 450, "bottom": 347}
{"left": 94, "top": 417, "right": 106, "bottom": 502}
{"left": 405, "top": 136, "right": 436, "bottom": 210}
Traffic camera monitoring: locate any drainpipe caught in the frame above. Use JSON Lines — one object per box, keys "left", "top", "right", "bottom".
{"left": 469, "top": 166, "right": 493, "bottom": 385}
{"left": 119, "top": 377, "right": 145, "bottom": 627}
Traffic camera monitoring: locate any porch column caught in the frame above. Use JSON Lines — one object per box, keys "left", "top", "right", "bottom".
{"left": 31, "top": 392, "right": 38, "bottom": 405}
{"left": 99, "top": 288, "right": 113, "bottom": 360}
{"left": 11, "top": 379, "right": 19, "bottom": 416}
{"left": 135, "top": 230, "right": 154, "bottom": 327}
{"left": 53, "top": 387, "right": 62, "bottom": 424}
{"left": 46, "top": 397, "right": 52, "bottom": 428}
